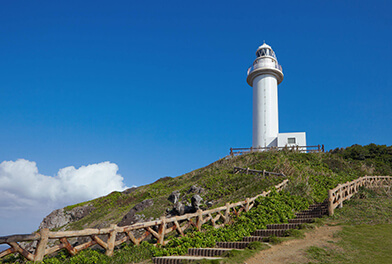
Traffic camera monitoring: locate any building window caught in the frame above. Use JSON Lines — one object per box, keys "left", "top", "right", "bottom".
{"left": 288, "top": 137, "right": 296, "bottom": 144}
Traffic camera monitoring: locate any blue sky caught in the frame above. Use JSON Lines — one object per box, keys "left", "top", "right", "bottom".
{"left": 0, "top": 0, "right": 391, "bottom": 235}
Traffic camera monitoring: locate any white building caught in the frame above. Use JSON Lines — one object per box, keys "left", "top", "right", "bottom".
{"left": 246, "top": 43, "right": 306, "bottom": 149}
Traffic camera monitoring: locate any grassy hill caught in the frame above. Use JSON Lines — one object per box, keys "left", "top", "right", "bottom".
{"left": 2, "top": 144, "right": 392, "bottom": 264}
{"left": 59, "top": 144, "right": 392, "bottom": 231}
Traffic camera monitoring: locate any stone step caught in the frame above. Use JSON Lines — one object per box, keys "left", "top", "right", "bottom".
{"left": 243, "top": 236, "right": 268, "bottom": 242}
{"left": 300, "top": 209, "right": 326, "bottom": 214}
{"left": 308, "top": 203, "right": 328, "bottom": 208}
{"left": 216, "top": 241, "right": 252, "bottom": 249}
{"left": 296, "top": 211, "right": 326, "bottom": 217}
{"left": 251, "top": 229, "right": 287, "bottom": 237}
{"left": 187, "top": 247, "right": 241, "bottom": 257}
{"left": 288, "top": 218, "right": 314, "bottom": 224}
{"left": 295, "top": 213, "right": 323, "bottom": 218}
{"left": 153, "top": 256, "right": 223, "bottom": 264}
{"left": 266, "top": 223, "right": 299, "bottom": 230}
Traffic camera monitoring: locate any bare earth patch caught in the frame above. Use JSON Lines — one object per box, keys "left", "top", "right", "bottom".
{"left": 245, "top": 225, "right": 342, "bottom": 264}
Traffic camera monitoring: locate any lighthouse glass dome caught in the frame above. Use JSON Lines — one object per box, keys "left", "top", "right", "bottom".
{"left": 256, "top": 47, "right": 276, "bottom": 58}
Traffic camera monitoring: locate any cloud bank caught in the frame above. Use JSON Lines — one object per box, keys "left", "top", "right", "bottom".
{"left": 0, "top": 159, "right": 128, "bottom": 235}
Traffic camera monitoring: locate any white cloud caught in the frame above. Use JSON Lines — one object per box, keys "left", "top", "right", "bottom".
{"left": 0, "top": 159, "right": 128, "bottom": 235}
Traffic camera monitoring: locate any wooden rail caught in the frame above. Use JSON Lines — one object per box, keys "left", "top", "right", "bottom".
{"left": 230, "top": 144, "right": 325, "bottom": 156}
{"left": 328, "top": 176, "right": 392, "bottom": 216}
{"left": 233, "top": 167, "right": 286, "bottom": 177}
{"left": 0, "top": 180, "right": 289, "bottom": 261}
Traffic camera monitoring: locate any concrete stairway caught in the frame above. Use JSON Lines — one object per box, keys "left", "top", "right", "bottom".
{"left": 152, "top": 201, "right": 327, "bottom": 264}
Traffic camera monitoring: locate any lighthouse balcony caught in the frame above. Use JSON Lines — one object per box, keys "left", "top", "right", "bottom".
{"left": 247, "top": 62, "right": 282, "bottom": 76}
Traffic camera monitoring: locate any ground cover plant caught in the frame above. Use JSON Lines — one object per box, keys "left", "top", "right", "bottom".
{"left": 1, "top": 144, "right": 391, "bottom": 263}
{"left": 50, "top": 144, "right": 392, "bottom": 232}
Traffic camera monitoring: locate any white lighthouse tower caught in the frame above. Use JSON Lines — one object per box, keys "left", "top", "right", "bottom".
{"left": 247, "top": 43, "right": 306, "bottom": 149}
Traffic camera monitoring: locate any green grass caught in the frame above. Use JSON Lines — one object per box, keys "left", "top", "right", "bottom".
{"left": 55, "top": 144, "right": 392, "bottom": 231}
{"left": 2, "top": 144, "right": 392, "bottom": 263}
{"left": 305, "top": 224, "right": 392, "bottom": 264}
{"left": 304, "top": 189, "right": 392, "bottom": 264}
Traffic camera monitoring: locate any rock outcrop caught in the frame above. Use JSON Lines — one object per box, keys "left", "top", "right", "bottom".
{"left": 39, "top": 204, "right": 94, "bottom": 230}
{"left": 118, "top": 199, "right": 154, "bottom": 227}
{"left": 167, "top": 185, "right": 205, "bottom": 216}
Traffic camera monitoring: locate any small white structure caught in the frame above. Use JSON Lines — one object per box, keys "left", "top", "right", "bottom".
{"left": 246, "top": 43, "right": 306, "bottom": 149}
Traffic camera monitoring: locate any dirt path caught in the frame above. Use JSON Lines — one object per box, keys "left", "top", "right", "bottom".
{"left": 245, "top": 225, "right": 342, "bottom": 264}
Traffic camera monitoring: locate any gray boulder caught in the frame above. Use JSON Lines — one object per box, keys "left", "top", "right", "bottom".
{"left": 188, "top": 185, "right": 205, "bottom": 194}
{"left": 39, "top": 204, "right": 94, "bottom": 230}
{"left": 168, "top": 190, "right": 180, "bottom": 204}
{"left": 174, "top": 202, "right": 186, "bottom": 215}
{"left": 118, "top": 199, "right": 154, "bottom": 227}
{"left": 191, "top": 194, "right": 203, "bottom": 210}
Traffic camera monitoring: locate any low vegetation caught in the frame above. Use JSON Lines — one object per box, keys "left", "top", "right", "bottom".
{"left": 58, "top": 144, "right": 392, "bottom": 231}
{"left": 1, "top": 144, "right": 391, "bottom": 263}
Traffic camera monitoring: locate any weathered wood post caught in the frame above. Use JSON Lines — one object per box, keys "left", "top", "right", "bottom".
{"left": 196, "top": 210, "right": 203, "bottom": 231}
{"left": 158, "top": 217, "right": 166, "bottom": 245}
{"left": 245, "top": 198, "right": 250, "bottom": 212}
{"left": 106, "top": 224, "right": 117, "bottom": 256}
{"left": 224, "top": 203, "right": 230, "bottom": 225}
{"left": 230, "top": 148, "right": 233, "bottom": 156}
{"left": 8, "top": 242, "right": 34, "bottom": 261}
{"left": 328, "top": 189, "right": 334, "bottom": 216}
{"left": 338, "top": 185, "right": 343, "bottom": 208}
{"left": 174, "top": 217, "right": 184, "bottom": 237}
{"left": 34, "top": 228, "right": 49, "bottom": 261}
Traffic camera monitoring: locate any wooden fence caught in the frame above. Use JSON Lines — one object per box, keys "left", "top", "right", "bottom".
{"left": 229, "top": 144, "right": 325, "bottom": 156}
{"left": 0, "top": 180, "right": 289, "bottom": 262}
{"left": 328, "top": 176, "right": 392, "bottom": 216}
{"left": 233, "top": 167, "right": 286, "bottom": 177}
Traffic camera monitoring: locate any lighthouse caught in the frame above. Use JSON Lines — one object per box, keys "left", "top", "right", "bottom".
{"left": 247, "top": 43, "right": 306, "bottom": 149}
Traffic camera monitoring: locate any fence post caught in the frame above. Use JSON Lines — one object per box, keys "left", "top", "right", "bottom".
{"left": 328, "top": 189, "right": 334, "bottom": 216}
{"left": 338, "top": 185, "right": 343, "bottom": 208}
{"left": 245, "top": 198, "right": 250, "bottom": 212}
{"left": 106, "top": 224, "right": 117, "bottom": 256}
{"left": 230, "top": 148, "right": 233, "bottom": 156}
{"left": 158, "top": 217, "right": 167, "bottom": 245}
{"left": 34, "top": 228, "right": 49, "bottom": 261}
{"left": 196, "top": 209, "right": 203, "bottom": 231}
{"left": 224, "top": 203, "right": 230, "bottom": 224}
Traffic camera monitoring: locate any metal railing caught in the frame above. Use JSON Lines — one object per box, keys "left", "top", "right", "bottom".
{"left": 247, "top": 62, "right": 283, "bottom": 75}
{"left": 229, "top": 144, "right": 325, "bottom": 156}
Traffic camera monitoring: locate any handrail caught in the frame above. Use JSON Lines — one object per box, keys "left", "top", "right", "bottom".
{"left": 327, "top": 176, "right": 392, "bottom": 215}
{"left": 229, "top": 144, "right": 325, "bottom": 156}
{"left": 233, "top": 167, "right": 286, "bottom": 177}
{"left": 0, "top": 179, "right": 289, "bottom": 261}
{"left": 247, "top": 61, "right": 282, "bottom": 75}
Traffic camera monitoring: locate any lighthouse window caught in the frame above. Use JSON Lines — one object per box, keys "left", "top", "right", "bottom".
{"left": 288, "top": 137, "right": 296, "bottom": 144}
{"left": 266, "top": 49, "right": 271, "bottom": 56}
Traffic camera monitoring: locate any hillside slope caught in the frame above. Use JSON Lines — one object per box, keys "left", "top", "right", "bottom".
{"left": 40, "top": 144, "right": 392, "bottom": 232}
